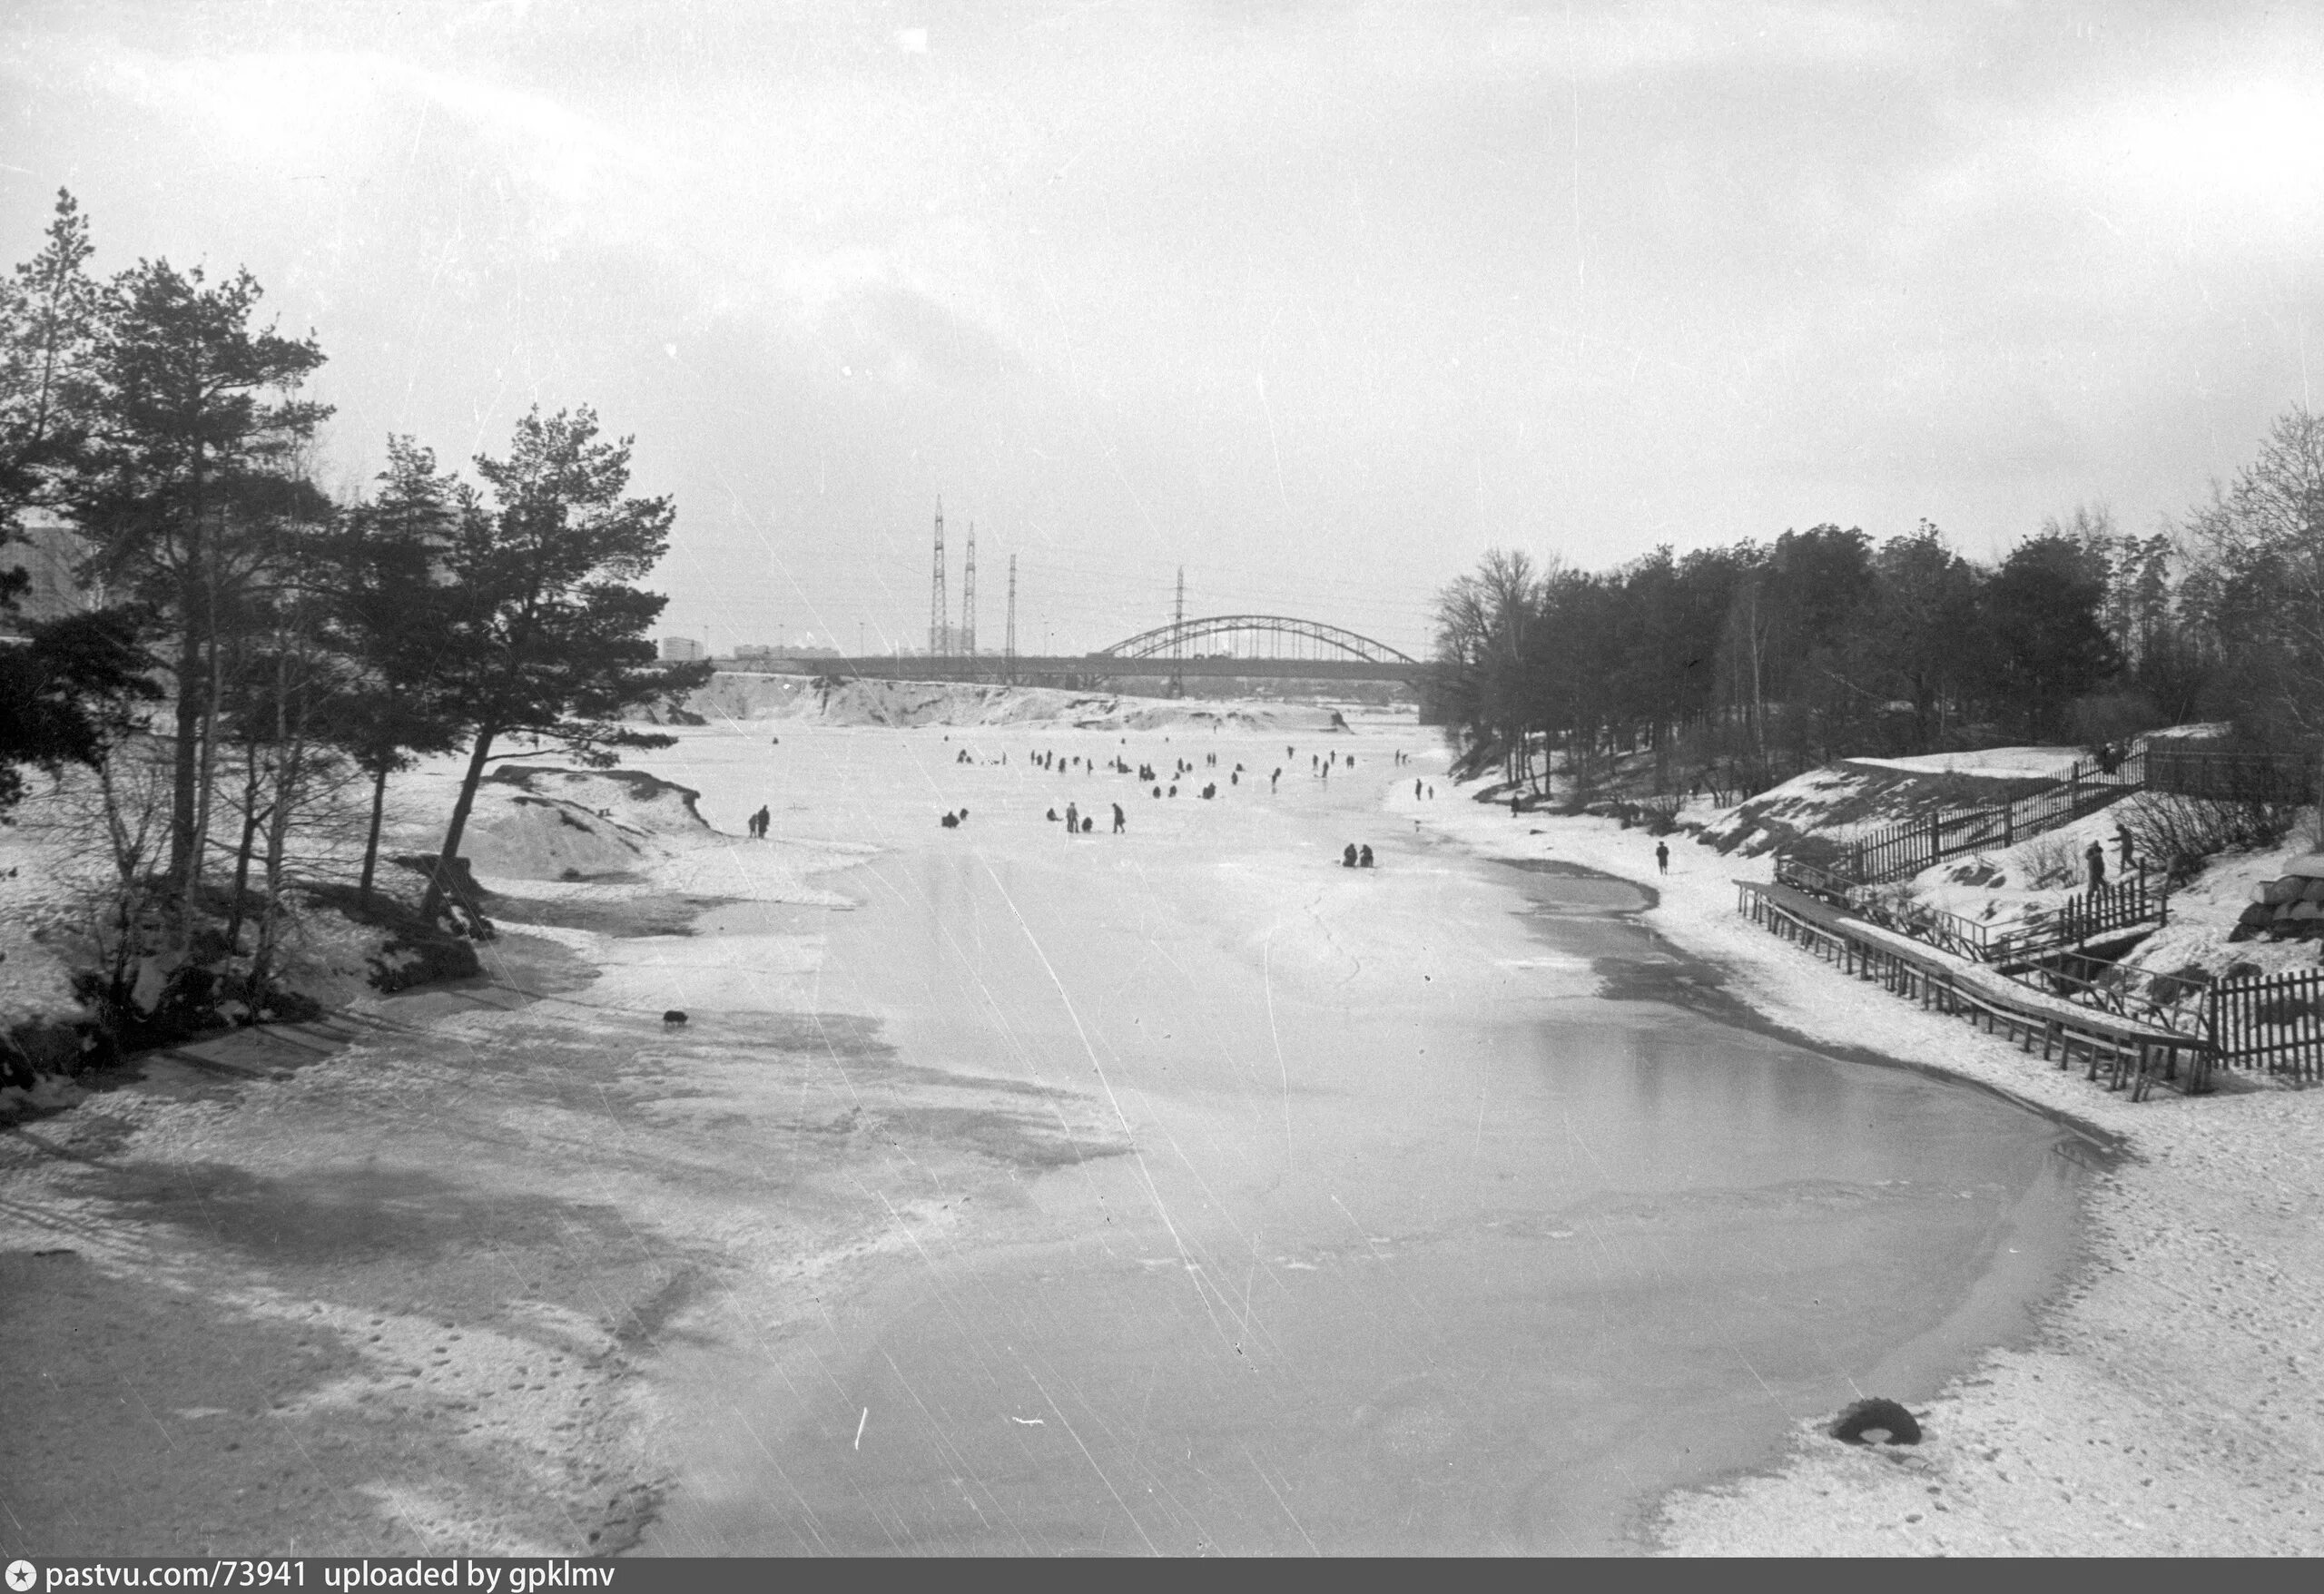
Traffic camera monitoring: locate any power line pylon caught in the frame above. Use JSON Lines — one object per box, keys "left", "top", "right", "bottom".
{"left": 1169, "top": 565, "right": 1186, "bottom": 698}
{"left": 929, "top": 499, "right": 947, "bottom": 659}
{"left": 1005, "top": 554, "right": 1018, "bottom": 684}
{"left": 963, "top": 521, "right": 978, "bottom": 674}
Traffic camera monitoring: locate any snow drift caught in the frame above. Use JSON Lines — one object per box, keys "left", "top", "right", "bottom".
{"left": 458, "top": 764, "right": 712, "bottom": 880}
{"left": 678, "top": 673, "right": 1348, "bottom": 733}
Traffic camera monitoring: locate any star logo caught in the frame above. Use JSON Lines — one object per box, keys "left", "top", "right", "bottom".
{"left": 5, "top": 1560, "right": 36, "bottom": 1593}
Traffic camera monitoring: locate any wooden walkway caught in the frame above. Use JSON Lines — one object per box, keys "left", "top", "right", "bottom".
{"left": 1737, "top": 880, "right": 2213, "bottom": 1099}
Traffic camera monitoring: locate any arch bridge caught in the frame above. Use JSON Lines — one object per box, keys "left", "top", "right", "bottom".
{"left": 767, "top": 615, "right": 1425, "bottom": 689}
{"left": 1097, "top": 614, "right": 1418, "bottom": 667}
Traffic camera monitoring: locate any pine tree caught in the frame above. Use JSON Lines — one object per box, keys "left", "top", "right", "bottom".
{"left": 64, "top": 257, "right": 330, "bottom": 911}
{"left": 419, "top": 407, "right": 707, "bottom": 926}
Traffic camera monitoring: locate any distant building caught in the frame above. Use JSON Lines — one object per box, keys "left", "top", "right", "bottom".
{"left": 727, "top": 641, "right": 841, "bottom": 662}
{"left": 659, "top": 636, "right": 706, "bottom": 662}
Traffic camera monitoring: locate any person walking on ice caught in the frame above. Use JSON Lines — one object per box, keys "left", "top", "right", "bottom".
{"left": 1066, "top": 801, "right": 1079, "bottom": 837}
{"left": 1655, "top": 840, "right": 1669, "bottom": 875}
{"left": 1112, "top": 802, "right": 1126, "bottom": 833}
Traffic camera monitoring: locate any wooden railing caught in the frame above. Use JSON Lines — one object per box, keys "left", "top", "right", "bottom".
{"left": 2207, "top": 967, "right": 2324, "bottom": 1081}
{"left": 2016, "top": 876, "right": 2162, "bottom": 959}
{"left": 1772, "top": 854, "right": 1858, "bottom": 907}
{"left": 2145, "top": 747, "right": 2316, "bottom": 804}
{"left": 1775, "top": 864, "right": 2163, "bottom": 968}
{"left": 1845, "top": 754, "right": 2142, "bottom": 884}
{"left": 2002, "top": 949, "right": 2211, "bottom": 1043}
{"left": 1737, "top": 880, "right": 2211, "bottom": 1098}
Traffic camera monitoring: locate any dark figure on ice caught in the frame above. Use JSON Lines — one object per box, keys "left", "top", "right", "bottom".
{"left": 1082, "top": 816, "right": 1094, "bottom": 833}
{"left": 1358, "top": 845, "right": 1374, "bottom": 868}
{"left": 1414, "top": 779, "right": 1423, "bottom": 800}
{"left": 940, "top": 812, "right": 959, "bottom": 829}
{"left": 1047, "top": 807, "right": 1059, "bottom": 822}
{"left": 1342, "top": 844, "right": 1358, "bottom": 868}
{"left": 1066, "top": 802, "right": 1079, "bottom": 836}
{"left": 1112, "top": 803, "right": 1126, "bottom": 833}
{"left": 1272, "top": 769, "right": 1281, "bottom": 791}
{"left": 2085, "top": 840, "right": 2107, "bottom": 891}
{"left": 1655, "top": 841, "right": 1669, "bottom": 875}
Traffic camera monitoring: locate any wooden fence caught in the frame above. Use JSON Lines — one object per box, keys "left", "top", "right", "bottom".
{"left": 1777, "top": 858, "right": 2164, "bottom": 967}
{"left": 1845, "top": 753, "right": 2143, "bottom": 884}
{"left": 2206, "top": 967, "right": 2324, "bottom": 1081}
{"left": 1737, "top": 881, "right": 2211, "bottom": 1098}
{"left": 2145, "top": 746, "right": 2317, "bottom": 805}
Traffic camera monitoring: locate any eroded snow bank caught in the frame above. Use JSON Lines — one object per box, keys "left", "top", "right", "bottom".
{"left": 680, "top": 672, "right": 1350, "bottom": 733}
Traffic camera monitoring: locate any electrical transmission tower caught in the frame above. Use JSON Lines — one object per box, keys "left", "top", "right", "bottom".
{"left": 963, "top": 521, "right": 978, "bottom": 666}
{"left": 1170, "top": 565, "right": 1187, "bottom": 698}
{"left": 1005, "top": 554, "right": 1018, "bottom": 684}
{"left": 929, "top": 500, "right": 947, "bottom": 658}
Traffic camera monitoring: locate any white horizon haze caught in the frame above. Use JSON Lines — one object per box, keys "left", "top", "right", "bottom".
{"left": 5, "top": 0, "right": 2321, "bottom": 659}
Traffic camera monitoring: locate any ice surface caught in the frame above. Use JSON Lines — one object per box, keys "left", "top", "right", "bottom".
{"left": 593, "top": 709, "right": 2083, "bottom": 1554}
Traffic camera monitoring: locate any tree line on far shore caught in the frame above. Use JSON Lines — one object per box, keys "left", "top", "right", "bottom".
{"left": 0, "top": 192, "right": 708, "bottom": 1045}
{"left": 1432, "top": 408, "right": 2324, "bottom": 802}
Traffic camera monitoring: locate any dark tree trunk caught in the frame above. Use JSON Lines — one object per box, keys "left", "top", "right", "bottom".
{"left": 422, "top": 729, "right": 498, "bottom": 925}
{"left": 168, "top": 616, "right": 204, "bottom": 901}
{"left": 223, "top": 740, "right": 264, "bottom": 953}
{"left": 358, "top": 762, "right": 390, "bottom": 910}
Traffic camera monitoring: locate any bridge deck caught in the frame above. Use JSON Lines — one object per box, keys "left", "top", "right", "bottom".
{"left": 717, "top": 655, "right": 1425, "bottom": 683}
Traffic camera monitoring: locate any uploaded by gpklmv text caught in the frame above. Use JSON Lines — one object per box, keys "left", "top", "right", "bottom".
{"left": 5, "top": 1567, "right": 615, "bottom": 1594}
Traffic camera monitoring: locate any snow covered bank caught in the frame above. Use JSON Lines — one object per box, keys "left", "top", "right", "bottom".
{"left": 679, "top": 671, "right": 1349, "bottom": 733}
{"left": 1699, "top": 760, "right": 2067, "bottom": 858}
{"left": 1407, "top": 776, "right": 2324, "bottom": 1556}
{"left": 1847, "top": 746, "right": 2090, "bottom": 781}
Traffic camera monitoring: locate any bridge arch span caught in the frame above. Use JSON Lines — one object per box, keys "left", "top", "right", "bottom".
{"left": 1097, "top": 614, "right": 1417, "bottom": 665}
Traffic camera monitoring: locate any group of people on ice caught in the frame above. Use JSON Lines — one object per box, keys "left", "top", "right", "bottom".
{"left": 1042, "top": 800, "right": 1126, "bottom": 835}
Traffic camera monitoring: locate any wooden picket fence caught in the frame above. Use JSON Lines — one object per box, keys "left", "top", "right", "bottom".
{"left": 2144, "top": 746, "right": 2317, "bottom": 805}
{"left": 1775, "top": 857, "right": 2164, "bottom": 965}
{"left": 1844, "top": 752, "right": 2144, "bottom": 884}
{"left": 2206, "top": 967, "right": 2324, "bottom": 1081}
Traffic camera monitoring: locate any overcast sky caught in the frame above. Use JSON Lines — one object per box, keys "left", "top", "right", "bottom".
{"left": 6, "top": 1, "right": 2322, "bottom": 657}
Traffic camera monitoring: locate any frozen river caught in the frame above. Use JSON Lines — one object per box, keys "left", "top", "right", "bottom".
{"left": 620, "top": 711, "right": 2083, "bottom": 1555}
